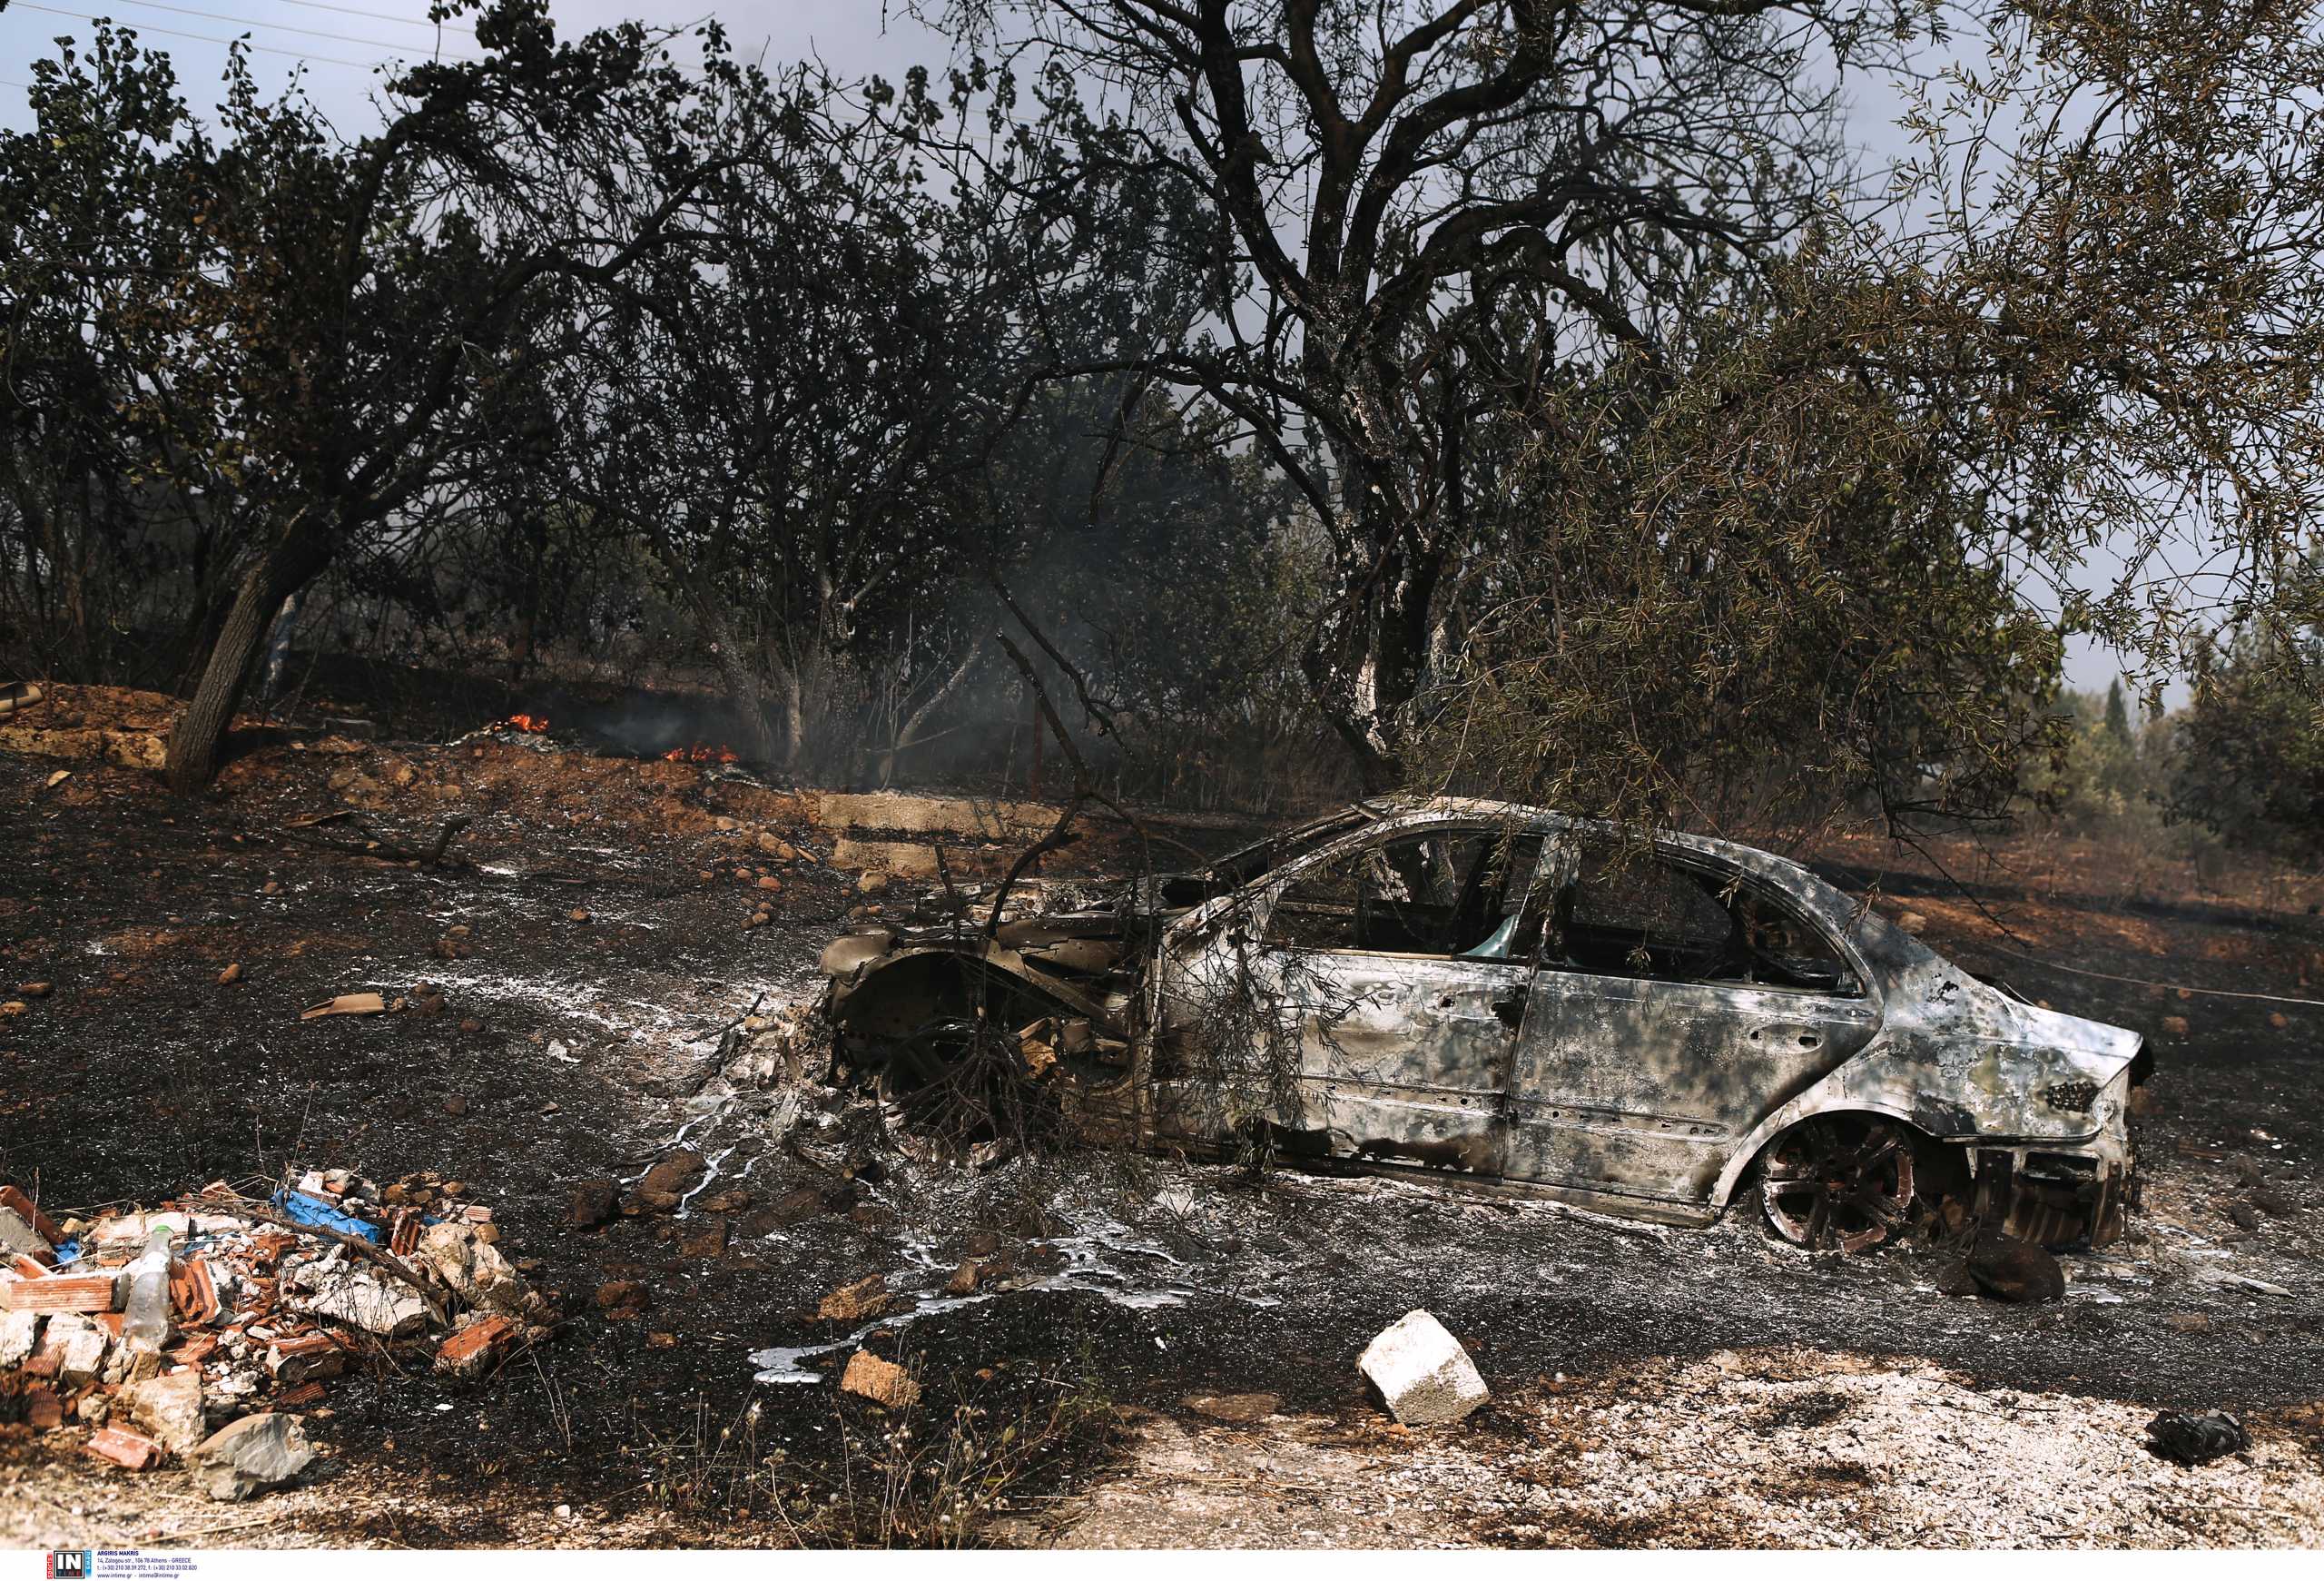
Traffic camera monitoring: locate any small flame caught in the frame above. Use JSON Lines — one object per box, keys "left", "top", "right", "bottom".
{"left": 504, "top": 714, "right": 549, "bottom": 734}
{"left": 664, "top": 743, "right": 740, "bottom": 764}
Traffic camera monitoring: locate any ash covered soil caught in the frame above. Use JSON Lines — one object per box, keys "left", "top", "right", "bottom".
{"left": 3, "top": 723, "right": 2321, "bottom": 1547}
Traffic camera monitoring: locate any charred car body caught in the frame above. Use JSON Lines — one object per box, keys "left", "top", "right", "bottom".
{"left": 819, "top": 798, "right": 2145, "bottom": 1250}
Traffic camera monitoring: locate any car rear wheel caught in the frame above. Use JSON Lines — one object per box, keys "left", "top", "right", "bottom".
{"left": 1758, "top": 1114, "right": 1919, "bottom": 1253}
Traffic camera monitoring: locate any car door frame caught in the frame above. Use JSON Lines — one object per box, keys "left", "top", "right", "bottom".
{"left": 1502, "top": 840, "right": 1884, "bottom": 1210}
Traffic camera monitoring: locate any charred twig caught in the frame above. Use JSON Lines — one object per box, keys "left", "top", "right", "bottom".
{"left": 276, "top": 813, "right": 472, "bottom": 868}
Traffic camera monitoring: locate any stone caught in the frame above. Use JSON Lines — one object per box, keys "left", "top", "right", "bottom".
{"left": 0, "top": 1309, "right": 40, "bottom": 1368}
{"left": 944, "top": 1260, "right": 982, "bottom": 1298}
{"left": 679, "top": 1218, "right": 728, "bottom": 1260}
{"left": 124, "top": 1368, "right": 207, "bottom": 1454}
{"left": 2166, "top": 1312, "right": 2212, "bottom": 1333}
{"left": 595, "top": 1280, "right": 649, "bottom": 1316}
{"left": 817, "top": 1275, "right": 898, "bottom": 1324}
{"left": 216, "top": 963, "right": 242, "bottom": 985}
{"left": 569, "top": 1181, "right": 619, "bottom": 1229}
{"left": 0, "top": 1205, "right": 48, "bottom": 1259}
{"left": 1933, "top": 1260, "right": 1982, "bottom": 1299}
{"left": 2251, "top": 1188, "right": 2298, "bottom": 1219}
{"left": 191, "top": 1412, "right": 314, "bottom": 1501}
{"left": 49, "top": 1312, "right": 111, "bottom": 1388}
{"left": 840, "top": 1350, "right": 920, "bottom": 1409}
{"left": 2229, "top": 1202, "right": 2261, "bottom": 1231}
{"left": 640, "top": 1151, "right": 706, "bottom": 1199}
{"left": 2161, "top": 1014, "right": 2190, "bottom": 1037}
{"left": 1896, "top": 911, "right": 1927, "bottom": 934}
{"left": 1182, "top": 1392, "right": 1280, "bottom": 1424}
{"left": 1965, "top": 1235, "right": 2065, "bottom": 1303}
{"left": 1357, "top": 1309, "right": 1488, "bottom": 1428}
{"left": 443, "top": 1094, "right": 469, "bottom": 1116}
{"left": 416, "top": 1222, "right": 521, "bottom": 1311}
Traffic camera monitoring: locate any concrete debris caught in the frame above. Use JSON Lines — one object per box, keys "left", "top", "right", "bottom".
{"left": 0, "top": 1167, "right": 551, "bottom": 1465}
{"left": 191, "top": 1411, "right": 314, "bottom": 1501}
{"left": 840, "top": 1350, "right": 920, "bottom": 1409}
{"left": 1357, "top": 1309, "right": 1489, "bottom": 1428}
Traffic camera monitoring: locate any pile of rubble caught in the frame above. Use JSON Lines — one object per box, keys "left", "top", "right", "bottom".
{"left": 0, "top": 1171, "right": 556, "bottom": 1497}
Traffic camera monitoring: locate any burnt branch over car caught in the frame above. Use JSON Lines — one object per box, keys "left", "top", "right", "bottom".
{"left": 820, "top": 798, "right": 2149, "bottom": 1253}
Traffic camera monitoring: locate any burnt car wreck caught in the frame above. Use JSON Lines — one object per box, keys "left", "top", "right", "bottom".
{"left": 819, "top": 798, "right": 2147, "bottom": 1252}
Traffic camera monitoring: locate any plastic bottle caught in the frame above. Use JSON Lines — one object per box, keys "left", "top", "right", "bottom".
{"left": 121, "top": 1226, "right": 173, "bottom": 1353}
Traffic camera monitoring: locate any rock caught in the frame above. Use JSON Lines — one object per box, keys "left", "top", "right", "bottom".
{"left": 2270, "top": 1011, "right": 2290, "bottom": 1030}
{"left": 0, "top": 1205, "right": 49, "bottom": 1259}
{"left": 216, "top": 963, "right": 242, "bottom": 985}
{"left": 416, "top": 1221, "right": 521, "bottom": 1311}
{"left": 2251, "top": 1188, "right": 2298, "bottom": 1219}
{"left": 569, "top": 1181, "right": 620, "bottom": 1229}
{"left": 595, "top": 1280, "right": 649, "bottom": 1316}
{"left": 2128, "top": 1087, "right": 2161, "bottom": 1117}
{"left": 1896, "top": 911, "right": 1927, "bottom": 934}
{"left": 944, "top": 1260, "right": 982, "bottom": 1297}
{"left": 16, "top": 982, "right": 53, "bottom": 998}
{"left": 640, "top": 1150, "right": 706, "bottom": 1199}
{"left": 0, "top": 1309, "right": 40, "bottom": 1368}
{"left": 755, "top": 875, "right": 783, "bottom": 892}
{"left": 568, "top": 908, "right": 592, "bottom": 924}
{"left": 48, "top": 1313, "right": 111, "bottom": 1388}
{"left": 24, "top": 1385, "right": 63, "bottom": 1430}
{"left": 2161, "top": 1014, "right": 2190, "bottom": 1037}
{"left": 2228, "top": 1202, "right": 2261, "bottom": 1231}
{"left": 2226, "top": 1152, "right": 2266, "bottom": 1187}
{"left": 191, "top": 1412, "right": 314, "bottom": 1500}
{"left": 1357, "top": 1309, "right": 1489, "bottom": 1427}
{"left": 2166, "top": 1312, "right": 2212, "bottom": 1333}
{"left": 840, "top": 1350, "right": 920, "bottom": 1409}
{"left": 817, "top": 1275, "right": 898, "bottom": 1324}
{"left": 1183, "top": 1392, "right": 1280, "bottom": 1424}
{"left": 443, "top": 1094, "right": 469, "bottom": 1117}
{"left": 123, "top": 1369, "right": 207, "bottom": 1454}
{"left": 1965, "top": 1235, "right": 2065, "bottom": 1303}
{"left": 679, "top": 1218, "right": 728, "bottom": 1260}
{"left": 857, "top": 872, "right": 889, "bottom": 894}
{"left": 300, "top": 1271, "right": 429, "bottom": 1339}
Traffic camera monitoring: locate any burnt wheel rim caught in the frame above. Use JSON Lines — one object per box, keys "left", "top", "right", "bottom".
{"left": 1760, "top": 1115, "right": 1917, "bottom": 1253}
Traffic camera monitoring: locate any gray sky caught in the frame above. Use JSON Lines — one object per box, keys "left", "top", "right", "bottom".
{"left": 0, "top": 2, "right": 2162, "bottom": 700}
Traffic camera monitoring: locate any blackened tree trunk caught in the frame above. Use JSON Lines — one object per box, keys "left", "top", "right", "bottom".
{"left": 163, "top": 517, "right": 334, "bottom": 793}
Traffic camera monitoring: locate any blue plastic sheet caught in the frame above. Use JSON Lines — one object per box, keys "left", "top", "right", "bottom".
{"left": 270, "top": 1189, "right": 383, "bottom": 1243}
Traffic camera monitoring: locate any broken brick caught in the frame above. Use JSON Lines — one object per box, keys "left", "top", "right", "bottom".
{"left": 434, "top": 1315, "right": 519, "bottom": 1380}
{"left": 0, "top": 1274, "right": 118, "bottom": 1314}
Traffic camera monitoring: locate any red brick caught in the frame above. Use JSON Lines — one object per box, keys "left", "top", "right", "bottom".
{"left": 433, "top": 1315, "right": 519, "bottom": 1379}
{"left": 0, "top": 1274, "right": 119, "bottom": 1314}
{"left": 84, "top": 1427, "right": 163, "bottom": 1470}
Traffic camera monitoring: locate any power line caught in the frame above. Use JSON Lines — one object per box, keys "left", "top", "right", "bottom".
{"left": 9, "top": 2, "right": 435, "bottom": 68}
{"left": 94, "top": 0, "right": 481, "bottom": 59}
{"left": 272, "top": 0, "right": 475, "bottom": 35}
